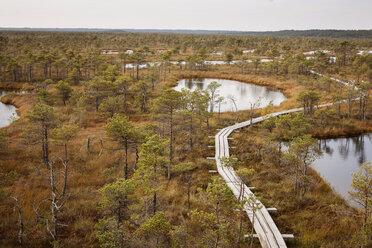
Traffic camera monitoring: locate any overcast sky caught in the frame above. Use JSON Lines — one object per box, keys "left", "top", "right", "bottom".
{"left": 0, "top": 0, "right": 371, "bottom": 31}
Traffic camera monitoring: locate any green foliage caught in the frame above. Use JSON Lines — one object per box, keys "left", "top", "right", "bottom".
{"left": 290, "top": 113, "right": 311, "bottom": 137}
{"left": 153, "top": 89, "right": 183, "bottom": 117}
{"left": 289, "top": 135, "right": 322, "bottom": 196}
{"left": 36, "top": 79, "right": 53, "bottom": 90}
{"left": 136, "top": 211, "right": 171, "bottom": 237}
{"left": 134, "top": 135, "right": 168, "bottom": 215}
{"left": 297, "top": 90, "right": 321, "bottom": 115}
{"left": 135, "top": 211, "right": 171, "bottom": 247}
{"left": 206, "top": 177, "right": 234, "bottom": 205}
{"left": 262, "top": 117, "right": 276, "bottom": 132}
{"left": 289, "top": 135, "right": 321, "bottom": 166}
{"left": 36, "top": 89, "right": 54, "bottom": 104}
{"left": 153, "top": 88, "right": 183, "bottom": 177}
{"left": 52, "top": 124, "right": 79, "bottom": 145}
{"left": 206, "top": 81, "right": 222, "bottom": 112}
{"left": 99, "top": 96, "right": 121, "bottom": 118}
{"left": 84, "top": 76, "right": 116, "bottom": 111}
{"left": 220, "top": 155, "right": 242, "bottom": 170}
{"left": 24, "top": 102, "right": 57, "bottom": 166}
{"left": 99, "top": 178, "right": 136, "bottom": 213}
{"left": 55, "top": 80, "right": 72, "bottom": 105}
{"left": 188, "top": 177, "right": 236, "bottom": 247}
{"left": 135, "top": 135, "right": 169, "bottom": 186}
{"left": 313, "top": 108, "right": 337, "bottom": 128}
{"left": 134, "top": 80, "right": 151, "bottom": 112}
{"left": 115, "top": 74, "right": 132, "bottom": 107}
{"left": 236, "top": 168, "right": 255, "bottom": 182}
{"left": 189, "top": 210, "right": 217, "bottom": 230}
{"left": 225, "top": 52, "right": 233, "bottom": 64}
{"left": 104, "top": 114, "right": 136, "bottom": 145}
{"left": 180, "top": 88, "right": 211, "bottom": 130}
{"left": 274, "top": 113, "right": 311, "bottom": 140}
{"left": 67, "top": 68, "right": 80, "bottom": 85}
{"left": 99, "top": 65, "right": 120, "bottom": 82}
{"left": 349, "top": 161, "right": 372, "bottom": 247}
{"left": 173, "top": 162, "right": 195, "bottom": 174}
{"left": 349, "top": 162, "right": 371, "bottom": 224}
{"left": 26, "top": 101, "right": 57, "bottom": 129}
{"left": 146, "top": 65, "right": 160, "bottom": 90}
{"left": 97, "top": 178, "right": 136, "bottom": 248}
{"left": 95, "top": 217, "right": 123, "bottom": 248}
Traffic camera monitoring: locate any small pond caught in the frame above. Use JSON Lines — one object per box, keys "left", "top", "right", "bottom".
{"left": 313, "top": 134, "right": 372, "bottom": 206}
{"left": 0, "top": 91, "right": 19, "bottom": 128}
{"left": 173, "top": 78, "right": 287, "bottom": 112}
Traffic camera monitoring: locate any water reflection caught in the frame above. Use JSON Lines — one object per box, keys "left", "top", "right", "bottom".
{"left": 0, "top": 91, "right": 19, "bottom": 128}
{"left": 173, "top": 78, "right": 287, "bottom": 112}
{"left": 314, "top": 134, "right": 372, "bottom": 206}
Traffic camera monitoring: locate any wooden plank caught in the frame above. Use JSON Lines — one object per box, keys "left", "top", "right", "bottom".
{"left": 244, "top": 234, "right": 259, "bottom": 238}
{"left": 267, "top": 208, "right": 278, "bottom": 212}
{"left": 213, "top": 71, "right": 353, "bottom": 248}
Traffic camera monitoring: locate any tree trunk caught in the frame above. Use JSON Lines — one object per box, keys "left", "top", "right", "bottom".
{"left": 250, "top": 213, "right": 255, "bottom": 248}
{"left": 168, "top": 111, "right": 173, "bottom": 180}
{"left": 11, "top": 197, "right": 24, "bottom": 248}
{"left": 278, "top": 141, "right": 282, "bottom": 167}
{"left": 44, "top": 125, "right": 49, "bottom": 169}
{"left": 237, "top": 213, "right": 243, "bottom": 245}
{"left": 136, "top": 65, "right": 139, "bottom": 81}
{"left": 153, "top": 191, "right": 157, "bottom": 215}
{"left": 189, "top": 117, "right": 193, "bottom": 150}
{"left": 187, "top": 180, "right": 191, "bottom": 210}
{"left": 348, "top": 98, "right": 352, "bottom": 118}
{"left": 294, "top": 163, "right": 299, "bottom": 194}
{"left": 124, "top": 140, "right": 128, "bottom": 180}
{"left": 50, "top": 162, "right": 58, "bottom": 242}
{"left": 95, "top": 96, "right": 99, "bottom": 112}
{"left": 135, "top": 145, "right": 139, "bottom": 170}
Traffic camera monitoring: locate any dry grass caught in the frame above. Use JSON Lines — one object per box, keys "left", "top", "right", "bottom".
{"left": 1, "top": 66, "right": 369, "bottom": 247}
{"left": 230, "top": 117, "right": 364, "bottom": 248}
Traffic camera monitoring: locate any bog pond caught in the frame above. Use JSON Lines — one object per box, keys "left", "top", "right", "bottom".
{"left": 0, "top": 91, "right": 19, "bottom": 128}
{"left": 173, "top": 78, "right": 287, "bottom": 112}
{"left": 314, "top": 134, "right": 372, "bottom": 206}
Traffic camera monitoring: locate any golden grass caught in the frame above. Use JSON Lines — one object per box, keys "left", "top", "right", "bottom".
{"left": 231, "top": 118, "right": 364, "bottom": 247}
{"left": 0, "top": 66, "right": 369, "bottom": 247}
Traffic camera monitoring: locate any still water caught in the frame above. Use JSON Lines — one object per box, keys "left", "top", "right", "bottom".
{"left": 314, "top": 134, "right": 372, "bottom": 206}
{"left": 173, "top": 78, "right": 287, "bottom": 112}
{"left": 0, "top": 91, "right": 19, "bottom": 128}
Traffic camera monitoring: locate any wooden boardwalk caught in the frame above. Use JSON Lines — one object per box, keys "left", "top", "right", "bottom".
{"left": 214, "top": 71, "right": 356, "bottom": 247}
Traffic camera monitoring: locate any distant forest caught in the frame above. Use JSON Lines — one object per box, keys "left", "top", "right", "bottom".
{"left": 1, "top": 27, "right": 372, "bottom": 38}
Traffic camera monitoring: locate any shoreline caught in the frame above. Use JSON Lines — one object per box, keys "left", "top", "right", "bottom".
{"left": 0, "top": 82, "right": 25, "bottom": 90}
{"left": 171, "top": 72, "right": 303, "bottom": 116}
{"left": 0, "top": 93, "right": 32, "bottom": 123}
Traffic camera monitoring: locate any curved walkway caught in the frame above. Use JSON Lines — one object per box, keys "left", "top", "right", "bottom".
{"left": 214, "top": 73, "right": 356, "bottom": 247}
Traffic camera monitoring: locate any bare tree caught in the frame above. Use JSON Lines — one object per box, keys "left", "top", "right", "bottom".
{"left": 249, "top": 98, "right": 261, "bottom": 127}
{"left": 228, "top": 95, "right": 238, "bottom": 121}
{"left": 11, "top": 196, "right": 24, "bottom": 248}
{"left": 33, "top": 157, "right": 70, "bottom": 247}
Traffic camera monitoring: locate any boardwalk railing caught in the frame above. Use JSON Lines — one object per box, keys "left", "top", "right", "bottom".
{"left": 214, "top": 72, "right": 358, "bottom": 248}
